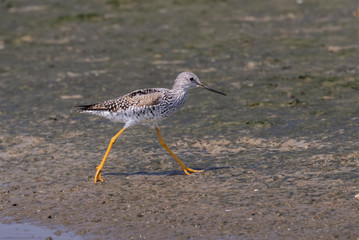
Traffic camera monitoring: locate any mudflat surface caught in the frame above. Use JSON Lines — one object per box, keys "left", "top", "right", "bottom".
{"left": 1, "top": 0, "right": 359, "bottom": 239}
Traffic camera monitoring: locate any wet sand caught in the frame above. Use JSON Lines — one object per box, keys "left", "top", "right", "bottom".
{"left": 1, "top": 0, "right": 359, "bottom": 239}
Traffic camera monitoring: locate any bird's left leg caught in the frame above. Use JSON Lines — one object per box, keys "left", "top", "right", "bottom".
{"left": 155, "top": 127, "right": 203, "bottom": 175}
{"left": 94, "top": 127, "right": 126, "bottom": 183}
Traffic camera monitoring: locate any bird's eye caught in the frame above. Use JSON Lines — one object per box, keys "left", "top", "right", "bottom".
{"left": 189, "top": 77, "right": 194, "bottom": 81}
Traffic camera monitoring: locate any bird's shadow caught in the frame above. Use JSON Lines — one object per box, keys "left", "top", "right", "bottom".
{"left": 104, "top": 166, "right": 230, "bottom": 177}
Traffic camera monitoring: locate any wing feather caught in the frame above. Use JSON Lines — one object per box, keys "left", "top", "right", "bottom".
{"left": 76, "top": 88, "right": 164, "bottom": 112}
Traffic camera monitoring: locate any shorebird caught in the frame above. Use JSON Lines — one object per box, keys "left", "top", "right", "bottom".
{"left": 77, "top": 72, "right": 226, "bottom": 183}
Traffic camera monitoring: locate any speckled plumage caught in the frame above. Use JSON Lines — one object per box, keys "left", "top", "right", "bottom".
{"left": 77, "top": 72, "right": 226, "bottom": 129}
{"left": 76, "top": 72, "right": 226, "bottom": 183}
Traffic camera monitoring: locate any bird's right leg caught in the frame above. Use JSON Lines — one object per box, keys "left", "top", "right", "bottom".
{"left": 155, "top": 127, "right": 203, "bottom": 175}
{"left": 94, "top": 127, "right": 126, "bottom": 183}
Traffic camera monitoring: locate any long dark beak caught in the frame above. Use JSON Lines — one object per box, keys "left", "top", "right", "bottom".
{"left": 198, "top": 83, "right": 227, "bottom": 96}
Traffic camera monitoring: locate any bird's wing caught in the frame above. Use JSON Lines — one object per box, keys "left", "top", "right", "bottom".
{"left": 76, "top": 88, "right": 164, "bottom": 112}
{"left": 124, "top": 88, "right": 163, "bottom": 108}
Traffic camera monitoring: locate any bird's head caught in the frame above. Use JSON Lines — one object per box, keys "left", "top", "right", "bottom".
{"left": 174, "top": 72, "right": 226, "bottom": 96}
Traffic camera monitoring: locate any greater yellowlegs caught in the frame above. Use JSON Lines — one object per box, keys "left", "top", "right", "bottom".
{"left": 77, "top": 72, "right": 226, "bottom": 183}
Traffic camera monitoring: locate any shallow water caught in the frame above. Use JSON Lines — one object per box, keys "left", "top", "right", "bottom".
{"left": 0, "top": 0, "right": 359, "bottom": 239}
{"left": 0, "top": 221, "right": 83, "bottom": 240}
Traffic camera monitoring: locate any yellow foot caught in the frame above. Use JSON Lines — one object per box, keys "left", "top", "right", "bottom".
{"left": 183, "top": 168, "right": 204, "bottom": 175}
{"left": 94, "top": 167, "right": 104, "bottom": 183}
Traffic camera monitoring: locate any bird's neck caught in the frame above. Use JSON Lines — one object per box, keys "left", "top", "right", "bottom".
{"left": 172, "top": 79, "right": 192, "bottom": 92}
{"left": 170, "top": 86, "right": 188, "bottom": 98}
{"left": 169, "top": 86, "right": 189, "bottom": 109}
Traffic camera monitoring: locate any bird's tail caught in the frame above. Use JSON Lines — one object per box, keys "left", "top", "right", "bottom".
{"left": 75, "top": 103, "right": 109, "bottom": 112}
{"left": 75, "top": 104, "right": 96, "bottom": 112}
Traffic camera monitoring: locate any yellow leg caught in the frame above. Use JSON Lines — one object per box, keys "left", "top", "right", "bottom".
{"left": 94, "top": 127, "right": 126, "bottom": 183}
{"left": 155, "top": 127, "right": 203, "bottom": 175}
